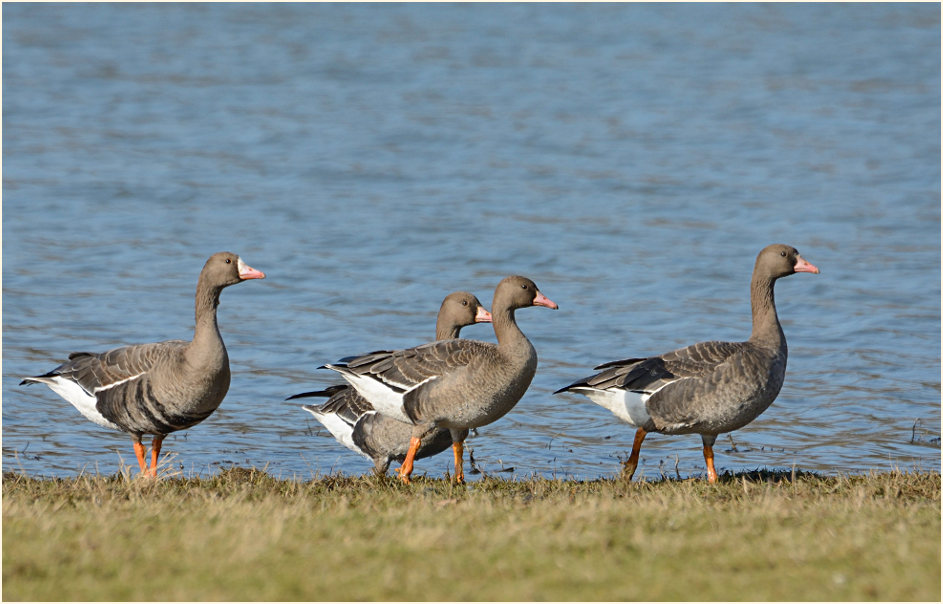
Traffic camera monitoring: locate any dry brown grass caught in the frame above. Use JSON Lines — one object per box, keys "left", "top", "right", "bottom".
{"left": 3, "top": 468, "right": 939, "bottom": 601}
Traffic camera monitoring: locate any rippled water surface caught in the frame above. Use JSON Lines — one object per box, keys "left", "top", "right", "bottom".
{"left": 3, "top": 4, "right": 940, "bottom": 480}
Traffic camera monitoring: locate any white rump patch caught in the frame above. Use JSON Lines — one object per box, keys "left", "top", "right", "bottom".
{"left": 324, "top": 364, "right": 436, "bottom": 424}
{"left": 571, "top": 387, "right": 652, "bottom": 428}
{"left": 303, "top": 406, "right": 363, "bottom": 457}
{"left": 43, "top": 376, "right": 123, "bottom": 431}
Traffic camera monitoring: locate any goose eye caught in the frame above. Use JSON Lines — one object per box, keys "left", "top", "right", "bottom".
{"left": 462, "top": 300, "right": 468, "bottom": 306}
{"left": 780, "top": 250, "right": 787, "bottom": 257}
{"left": 225, "top": 258, "right": 232, "bottom": 264}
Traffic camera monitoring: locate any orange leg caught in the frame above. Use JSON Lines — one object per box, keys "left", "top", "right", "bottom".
{"left": 132, "top": 439, "right": 148, "bottom": 473}
{"left": 622, "top": 428, "right": 647, "bottom": 480}
{"left": 452, "top": 440, "right": 465, "bottom": 484}
{"left": 396, "top": 436, "right": 422, "bottom": 484}
{"left": 703, "top": 443, "right": 718, "bottom": 483}
{"left": 148, "top": 435, "right": 165, "bottom": 478}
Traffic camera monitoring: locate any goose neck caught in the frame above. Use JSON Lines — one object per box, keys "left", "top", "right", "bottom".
{"left": 436, "top": 324, "right": 462, "bottom": 340}
{"left": 189, "top": 279, "right": 225, "bottom": 359}
{"left": 749, "top": 273, "right": 783, "bottom": 346}
{"left": 492, "top": 306, "right": 525, "bottom": 347}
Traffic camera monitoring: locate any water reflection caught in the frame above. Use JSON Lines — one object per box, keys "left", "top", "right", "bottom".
{"left": 3, "top": 3, "right": 939, "bottom": 479}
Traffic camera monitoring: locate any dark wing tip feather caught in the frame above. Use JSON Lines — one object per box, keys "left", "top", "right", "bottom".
{"left": 286, "top": 384, "right": 348, "bottom": 401}
{"left": 287, "top": 391, "right": 321, "bottom": 401}
{"left": 337, "top": 349, "right": 395, "bottom": 364}
{"left": 593, "top": 357, "right": 648, "bottom": 370}
{"left": 21, "top": 371, "right": 58, "bottom": 384}
{"left": 553, "top": 377, "right": 592, "bottom": 395}
{"left": 555, "top": 356, "right": 651, "bottom": 394}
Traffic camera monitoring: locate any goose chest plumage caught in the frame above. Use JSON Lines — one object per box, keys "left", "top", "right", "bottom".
{"left": 20, "top": 252, "right": 265, "bottom": 477}
{"left": 323, "top": 275, "right": 558, "bottom": 483}
{"left": 555, "top": 244, "right": 819, "bottom": 482}
{"left": 290, "top": 291, "right": 493, "bottom": 475}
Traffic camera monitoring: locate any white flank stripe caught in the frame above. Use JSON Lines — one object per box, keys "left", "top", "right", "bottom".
{"left": 366, "top": 371, "right": 435, "bottom": 393}
{"left": 93, "top": 372, "right": 146, "bottom": 393}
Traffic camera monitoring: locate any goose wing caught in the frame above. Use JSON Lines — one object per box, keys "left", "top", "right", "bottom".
{"left": 292, "top": 384, "right": 376, "bottom": 424}
{"left": 324, "top": 338, "right": 491, "bottom": 423}
{"left": 22, "top": 340, "right": 203, "bottom": 433}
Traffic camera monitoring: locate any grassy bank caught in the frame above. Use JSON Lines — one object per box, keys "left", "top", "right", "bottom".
{"left": 3, "top": 468, "right": 939, "bottom": 601}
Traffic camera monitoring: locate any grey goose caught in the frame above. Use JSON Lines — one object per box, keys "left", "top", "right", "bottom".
{"left": 21, "top": 252, "right": 265, "bottom": 477}
{"left": 323, "top": 275, "right": 558, "bottom": 483}
{"left": 555, "top": 244, "right": 819, "bottom": 482}
{"left": 291, "top": 291, "right": 493, "bottom": 475}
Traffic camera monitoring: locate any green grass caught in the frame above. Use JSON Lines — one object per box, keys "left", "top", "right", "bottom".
{"left": 3, "top": 468, "right": 939, "bottom": 601}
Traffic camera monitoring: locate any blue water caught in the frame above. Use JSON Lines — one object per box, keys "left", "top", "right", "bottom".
{"left": 3, "top": 3, "right": 939, "bottom": 481}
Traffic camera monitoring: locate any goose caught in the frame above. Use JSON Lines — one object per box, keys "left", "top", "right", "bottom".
{"left": 20, "top": 251, "right": 265, "bottom": 477}
{"left": 290, "top": 291, "right": 493, "bottom": 475}
{"left": 323, "top": 275, "right": 558, "bottom": 483}
{"left": 555, "top": 244, "right": 819, "bottom": 483}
